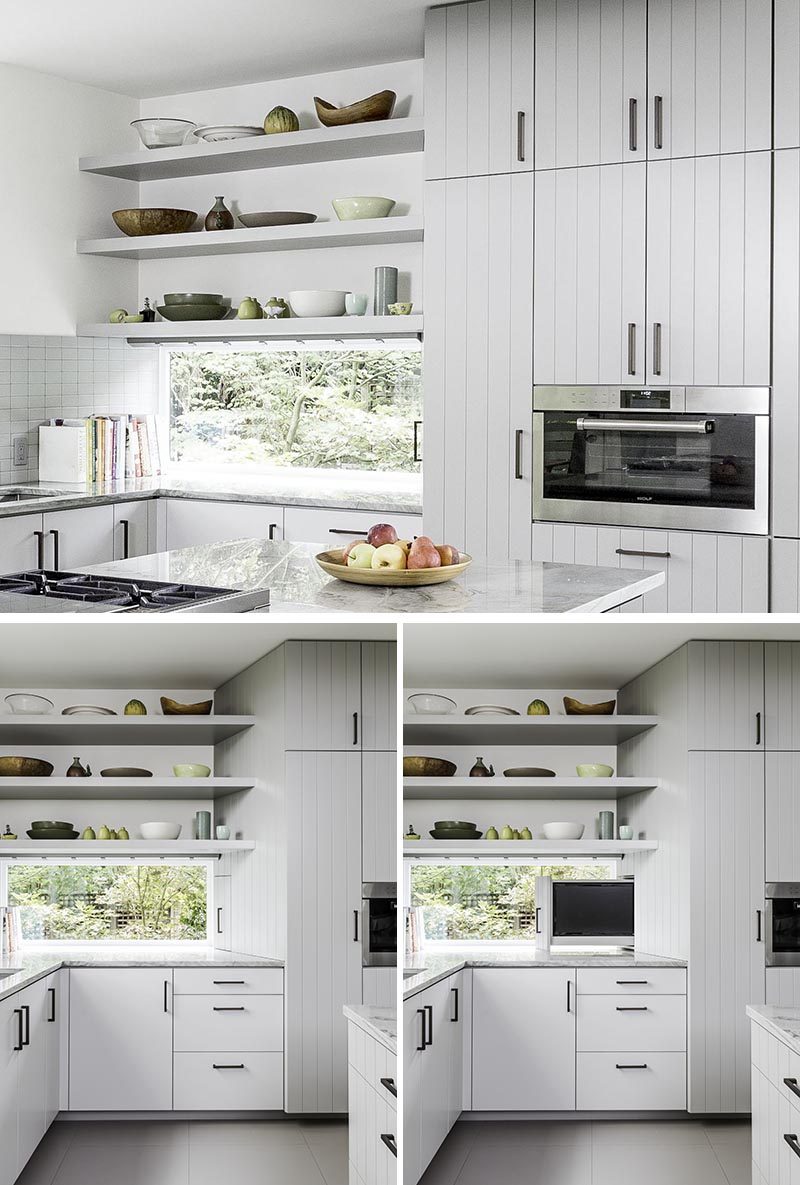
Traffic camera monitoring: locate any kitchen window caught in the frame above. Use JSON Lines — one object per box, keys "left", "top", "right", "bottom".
{"left": 163, "top": 344, "right": 423, "bottom": 477}
{"left": 409, "top": 862, "right": 617, "bottom": 944}
{"left": 5, "top": 861, "right": 211, "bottom": 946}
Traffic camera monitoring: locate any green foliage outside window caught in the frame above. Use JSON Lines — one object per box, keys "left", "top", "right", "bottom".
{"left": 169, "top": 348, "right": 423, "bottom": 472}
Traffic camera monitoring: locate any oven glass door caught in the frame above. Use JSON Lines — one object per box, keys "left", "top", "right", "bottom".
{"left": 539, "top": 411, "right": 757, "bottom": 512}
{"left": 364, "top": 898, "right": 397, "bottom": 966}
{"left": 770, "top": 897, "right": 800, "bottom": 962}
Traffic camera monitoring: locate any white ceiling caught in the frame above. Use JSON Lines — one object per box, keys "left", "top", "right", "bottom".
{"left": 0, "top": 621, "right": 394, "bottom": 687}
{"left": 403, "top": 622, "right": 800, "bottom": 689}
{"left": 1, "top": 0, "right": 428, "bottom": 98}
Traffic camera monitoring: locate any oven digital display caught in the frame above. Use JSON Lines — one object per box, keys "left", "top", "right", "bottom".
{"left": 620, "top": 390, "right": 673, "bottom": 410}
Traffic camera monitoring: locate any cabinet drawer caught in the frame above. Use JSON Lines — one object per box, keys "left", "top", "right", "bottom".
{"left": 577, "top": 1053, "right": 687, "bottom": 1110}
{"left": 577, "top": 995, "right": 686, "bottom": 1053}
{"left": 348, "top": 1064, "right": 398, "bottom": 1185}
{"left": 173, "top": 1052, "right": 283, "bottom": 1111}
{"left": 174, "top": 994, "right": 283, "bottom": 1052}
{"left": 173, "top": 968, "right": 283, "bottom": 996}
{"left": 576, "top": 968, "right": 686, "bottom": 995}
{"left": 283, "top": 505, "right": 422, "bottom": 546}
{"left": 348, "top": 1024, "right": 397, "bottom": 1111}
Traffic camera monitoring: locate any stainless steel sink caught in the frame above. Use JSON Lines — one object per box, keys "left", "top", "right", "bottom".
{"left": 0, "top": 969, "right": 21, "bottom": 979}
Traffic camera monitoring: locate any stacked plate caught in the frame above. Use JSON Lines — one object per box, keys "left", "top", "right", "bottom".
{"left": 27, "top": 820, "right": 79, "bottom": 840}
{"left": 430, "top": 820, "right": 483, "bottom": 840}
{"left": 158, "top": 293, "right": 231, "bottom": 322}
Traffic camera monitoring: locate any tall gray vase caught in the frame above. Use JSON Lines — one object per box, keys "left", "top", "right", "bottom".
{"left": 374, "top": 266, "right": 398, "bottom": 316}
{"left": 598, "top": 811, "right": 615, "bottom": 840}
{"left": 195, "top": 811, "right": 211, "bottom": 840}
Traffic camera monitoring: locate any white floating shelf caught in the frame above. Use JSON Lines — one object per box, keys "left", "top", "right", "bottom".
{"left": 77, "top": 314, "right": 423, "bottom": 343}
{"left": 79, "top": 118, "right": 425, "bottom": 181}
{"left": 77, "top": 216, "right": 423, "bottom": 261}
{"left": 403, "top": 716, "right": 660, "bottom": 746}
{"left": 0, "top": 716, "right": 254, "bottom": 746}
{"left": 404, "top": 840, "right": 659, "bottom": 858}
{"left": 0, "top": 840, "right": 255, "bottom": 857}
{"left": 0, "top": 777, "right": 260, "bottom": 802}
{"left": 403, "top": 777, "right": 659, "bottom": 802}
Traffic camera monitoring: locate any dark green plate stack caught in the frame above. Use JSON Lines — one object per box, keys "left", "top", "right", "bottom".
{"left": 157, "top": 293, "right": 231, "bottom": 322}
{"left": 430, "top": 820, "right": 482, "bottom": 840}
{"left": 26, "top": 820, "right": 79, "bottom": 840}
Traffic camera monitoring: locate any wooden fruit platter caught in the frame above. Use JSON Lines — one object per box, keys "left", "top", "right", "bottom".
{"left": 315, "top": 548, "right": 473, "bottom": 587}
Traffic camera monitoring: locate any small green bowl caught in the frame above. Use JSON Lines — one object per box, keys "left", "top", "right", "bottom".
{"left": 576, "top": 763, "right": 614, "bottom": 778}
{"left": 173, "top": 764, "right": 211, "bottom": 778}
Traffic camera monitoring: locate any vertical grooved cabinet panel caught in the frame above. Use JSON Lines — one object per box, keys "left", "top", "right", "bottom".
{"left": 766, "top": 969, "right": 800, "bottom": 1008}
{"left": 772, "top": 150, "right": 800, "bottom": 539}
{"left": 424, "top": 0, "right": 534, "bottom": 180}
{"left": 535, "top": 0, "right": 647, "bottom": 169}
{"left": 424, "top": 173, "right": 533, "bottom": 560}
{"left": 771, "top": 540, "right": 800, "bottom": 612}
{"left": 775, "top": 1, "right": 800, "bottom": 148}
{"left": 362, "top": 752, "right": 397, "bottom": 884}
{"left": 533, "top": 163, "right": 646, "bottom": 383}
{"left": 687, "top": 640, "right": 764, "bottom": 751}
{"left": 360, "top": 643, "right": 397, "bottom": 751}
{"left": 647, "top": 0, "right": 772, "bottom": 159}
{"left": 283, "top": 641, "right": 362, "bottom": 751}
{"left": 766, "top": 754, "right": 800, "bottom": 881}
{"left": 285, "top": 752, "right": 362, "bottom": 1113}
{"left": 646, "top": 152, "right": 771, "bottom": 385}
{"left": 688, "top": 751, "right": 765, "bottom": 1113}
{"left": 0, "top": 995, "right": 19, "bottom": 1185}
{"left": 765, "top": 643, "right": 800, "bottom": 751}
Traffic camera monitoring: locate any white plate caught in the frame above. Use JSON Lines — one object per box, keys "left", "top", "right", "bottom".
{"left": 61, "top": 705, "right": 117, "bottom": 716}
{"left": 193, "top": 125, "right": 265, "bottom": 142}
{"left": 464, "top": 705, "right": 520, "bottom": 716}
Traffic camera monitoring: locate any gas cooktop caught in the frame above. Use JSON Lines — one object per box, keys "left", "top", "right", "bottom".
{"left": 0, "top": 571, "right": 270, "bottom": 613}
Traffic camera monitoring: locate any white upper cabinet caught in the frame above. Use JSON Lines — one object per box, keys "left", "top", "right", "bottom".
{"left": 648, "top": 0, "right": 772, "bottom": 159}
{"left": 775, "top": 0, "right": 800, "bottom": 148}
{"left": 533, "top": 162, "right": 646, "bottom": 383}
{"left": 765, "top": 642, "right": 800, "bottom": 751}
{"left": 534, "top": 0, "right": 647, "bottom": 169}
{"left": 687, "top": 640, "right": 765, "bottom": 752}
{"left": 772, "top": 150, "right": 800, "bottom": 540}
{"left": 359, "top": 642, "right": 397, "bottom": 752}
{"left": 645, "top": 151, "right": 771, "bottom": 385}
{"left": 425, "top": 0, "right": 534, "bottom": 180}
{"left": 283, "top": 640, "right": 362, "bottom": 751}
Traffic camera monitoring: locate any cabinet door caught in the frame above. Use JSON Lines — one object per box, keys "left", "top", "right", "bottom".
{"left": 165, "top": 499, "right": 283, "bottom": 549}
{"left": 447, "top": 972, "right": 464, "bottom": 1131}
{"left": 688, "top": 751, "right": 765, "bottom": 1112}
{"left": 687, "top": 640, "right": 764, "bottom": 751}
{"left": 42, "top": 504, "right": 115, "bottom": 569}
{"left": 402, "top": 996, "right": 425, "bottom": 1185}
{"left": 765, "top": 643, "right": 800, "bottom": 751}
{"left": 43, "top": 972, "right": 60, "bottom": 1129}
{"left": 776, "top": 0, "right": 800, "bottom": 148}
{"left": 284, "top": 640, "right": 362, "bottom": 751}
{"left": 69, "top": 969, "right": 173, "bottom": 1110}
{"left": 0, "top": 995, "right": 20, "bottom": 1185}
{"left": 0, "top": 512, "right": 44, "bottom": 575}
{"left": 282, "top": 507, "right": 422, "bottom": 546}
{"left": 648, "top": 0, "right": 772, "bottom": 159}
{"left": 424, "top": 0, "right": 534, "bottom": 180}
{"left": 419, "top": 978, "right": 453, "bottom": 1173}
{"left": 360, "top": 642, "right": 396, "bottom": 751}
{"left": 646, "top": 152, "right": 771, "bottom": 385}
{"left": 284, "top": 752, "right": 362, "bottom": 1113}
{"left": 472, "top": 969, "right": 576, "bottom": 1110}
{"left": 113, "top": 499, "right": 152, "bottom": 560}
{"left": 214, "top": 874, "right": 232, "bottom": 952}
{"left": 362, "top": 752, "right": 396, "bottom": 883}
{"left": 17, "top": 978, "right": 47, "bottom": 1170}
{"left": 772, "top": 540, "right": 800, "bottom": 613}
{"left": 424, "top": 173, "right": 533, "bottom": 561}
{"left": 766, "top": 754, "right": 800, "bottom": 882}
{"left": 535, "top": 0, "right": 647, "bottom": 169}
{"left": 362, "top": 968, "right": 396, "bottom": 1008}
{"left": 773, "top": 150, "right": 800, "bottom": 540}
{"left": 534, "top": 163, "right": 646, "bottom": 384}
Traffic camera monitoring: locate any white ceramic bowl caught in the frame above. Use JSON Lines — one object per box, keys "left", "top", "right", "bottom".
{"left": 542, "top": 822, "right": 585, "bottom": 841}
{"left": 172, "top": 764, "right": 211, "bottom": 778}
{"left": 4, "top": 694, "right": 54, "bottom": 715}
{"left": 407, "top": 694, "right": 457, "bottom": 715}
{"left": 576, "top": 763, "right": 614, "bottom": 778}
{"left": 288, "top": 290, "right": 347, "bottom": 318}
{"left": 131, "top": 118, "right": 196, "bottom": 149}
{"left": 140, "top": 822, "right": 182, "bottom": 841}
{"left": 332, "top": 196, "right": 396, "bottom": 221}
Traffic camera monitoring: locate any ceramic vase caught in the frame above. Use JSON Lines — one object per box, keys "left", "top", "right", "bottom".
{"left": 205, "top": 197, "right": 234, "bottom": 232}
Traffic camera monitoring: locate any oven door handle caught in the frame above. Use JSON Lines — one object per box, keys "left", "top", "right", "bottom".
{"left": 576, "top": 418, "right": 715, "bottom": 435}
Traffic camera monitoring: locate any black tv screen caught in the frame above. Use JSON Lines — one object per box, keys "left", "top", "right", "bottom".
{"left": 552, "top": 880, "right": 634, "bottom": 938}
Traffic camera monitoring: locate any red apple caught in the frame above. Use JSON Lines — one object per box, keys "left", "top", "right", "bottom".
{"left": 367, "top": 523, "right": 398, "bottom": 547}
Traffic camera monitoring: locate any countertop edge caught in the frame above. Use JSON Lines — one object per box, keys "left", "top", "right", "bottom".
{"left": 343, "top": 1005, "right": 397, "bottom": 1054}
{"left": 747, "top": 1004, "right": 800, "bottom": 1056}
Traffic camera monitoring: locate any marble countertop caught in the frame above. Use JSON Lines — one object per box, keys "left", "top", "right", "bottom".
{"left": 0, "top": 947, "right": 283, "bottom": 1003}
{"left": 0, "top": 473, "right": 423, "bottom": 520}
{"left": 747, "top": 1005, "right": 800, "bottom": 1055}
{"left": 404, "top": 948, "right": 688, "bottom": 999}
{"left": 343, "top": 1005, "right": 397, "bottom": 1054}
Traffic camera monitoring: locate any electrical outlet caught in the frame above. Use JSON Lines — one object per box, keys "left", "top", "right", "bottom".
{"left": 12, "top": 435, "right": 28, "bottom": 467}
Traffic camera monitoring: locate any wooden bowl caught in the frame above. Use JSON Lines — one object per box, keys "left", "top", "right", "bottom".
{"left": 314, "top": 90, "right": 396, "bottom": 127}
{"left": 315, "top": 549, "right": 472, "bottom": 588}
{"left": 112, "top": 208, "right": 198, "bottom": 237}
{"left": 160, "top": 697, "right": 212, "bottom": 716}
{"left": 0, "top": 756, "right": 54, "bottom": 777}
{"left": 563, "top": 696, "right": 616, "bottom": 716}
{"left": 403, "top": 756, "right": 457, "bottom": 778}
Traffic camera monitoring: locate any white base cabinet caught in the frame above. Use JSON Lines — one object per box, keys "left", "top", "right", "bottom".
{"left": 0, "top": 973, "right": 59, "bottom": 1185}
{"left": 173, "top": 1053, "right": 283, "bottom": 1112}
{"left": 751, "top": 1015, "right": 800, "bottom": 1185}
{"left": 404, "top": 970, "right": 464, "bottom": 1185}
{"left": 165, "top": 498, "right": 283, "bottom": 549}
{"left": 347, "top": 1020, "right": 397, "bottom": 1185}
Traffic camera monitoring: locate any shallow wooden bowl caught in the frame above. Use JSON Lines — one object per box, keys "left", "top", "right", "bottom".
{"left": 563, "top": 696, "right": 616, "bottom": 716}
{"left": 0, "top": 756, "right": 54, "bottom": 777}
{"left": 403, "top": 756, "right": 457, "bottom": 778}
{"left": 315, "top": 548, "right": 472, "bottom": 587}
{"left": 160, "top": 697, "right": 212, "bottom": 716}
{"left": 112, "top": 208, "right": 198, "bottom": 237}
{"left": 314, "top": 90, "right": 396, "bottom": 127}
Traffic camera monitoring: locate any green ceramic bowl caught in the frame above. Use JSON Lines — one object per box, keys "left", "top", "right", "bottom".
{"left": 332, "top": 196, "right": 396, "bottom": 221}
{"left": 173, "top": 764, "right": 211, "bottom": 778}
{"left": 163, "top": 293, "right": 225, "bottom": 305}
{"left": 157, "top": 304, "right": 231, "bottom": 322}
{"left": 576, "top": 763, "right": 614, "bottom": 778}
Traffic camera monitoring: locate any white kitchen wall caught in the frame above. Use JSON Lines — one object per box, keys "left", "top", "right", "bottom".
{"left": 0, "top": 336, "right": 160, "bottom": 483}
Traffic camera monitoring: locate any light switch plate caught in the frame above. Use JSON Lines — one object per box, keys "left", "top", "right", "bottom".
{"left": 12, "top": 435, "right": 28, "bottom": 467}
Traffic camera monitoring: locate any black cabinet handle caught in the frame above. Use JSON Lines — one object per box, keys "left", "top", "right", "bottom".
{"left": 616, "top": 1063, "right": 648, "bottom": 1069}
{"left": 49, "top": 529, "right": 59, "bottom": 569}
{"left": 535, "top": 906, "right": 541, "bottom": 934}
{"left": 380, "top": 1133, "right": 398, "bottom": 1158}
{"left": 756, "top": 711, "right": 762, "bottom": 746}
{"left": 216, "top": 907, "right": 223, "bottom": 935}
{"left": 380, "top": 1077, "right": 397, "bottom": 1098}
{"left": 451, "top": 986, "right": 459, "bottom": 1023}
{"left": 353, "top": 909, "right": 359, "bottom": 941}
{"left": 416, "top": 1008, "right": 426, "bottom": 1052}
{"left": 213, "top": 980, "right": 244, "bottom": 985}
{"left": 328, "top": 528, "right": 368, "bottom": 536}
{"left": 34, "top": 530, "right": 45, "bottom": 569}
{"left": 516, "top": 110, "right": 526, "bottom": 162}
{"left": 13, "top": 1008, "right": 23, "bottom": 1052}
{"left": 163, "top": 980, "right": 169, "bottom": 1013}
{"left": 353, "top": 712, "right": 359, "bottom": 746}
{"left": 616, "top": 549, "right": 671, "bottom": 560}
{"left": 616, "top": 979, "right": 648, "bottom": 985}
{"left": 413, "top": 419, "right": 422, "bottom": 463}
{"left": 212, "top": 1006, "right": 245, "bottom": 1012}
{"left": 48, "top": 987, "right": 56, "bottom": 1023}
{"left": 628, "top": 97, "right": 638, "bottom": 152}
{"left": 566, "top": 980, "right": 573, "bottom": 1013}
{"left": 785, "top": 1078, "right": 800, "bottom": 1100}
{"left": 785, "top": 1133, "right": 800, "bottom": 1160}
{"left": 213, "top": 1063, "right": 245, "bottom": 1070}
{"left": 616, "top": 1006, "right": 648, "bottom": 1011}
{"left": 514, "top": 429, "right": 524, "bottom": 480}
{"left": 756, "top": 909, "right": 763, "bottom": 942}
{"left": 22, "top": 1004, "right": 30, "bottom": 1047}
{"left": 654, "top": 95, "right": 664, "bottom": 150}
{"left": 119, "top": 518, "right": 130, "bottom": 559}
{"left": 268, "top": 523, "right": 278, "bottom": 540}
{"left": 424, "top": 1003, "right": 433, "bottom": 1047}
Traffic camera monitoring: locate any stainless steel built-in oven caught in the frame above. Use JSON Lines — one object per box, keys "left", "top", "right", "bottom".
{"left": 766, "top": 884, "right": 800, "bottom": 967}
{"left": 533, "top": 386, "right": 769, "bottom": 534}
{"left": 361, "top": 882, "right": 397, "bottom": 968}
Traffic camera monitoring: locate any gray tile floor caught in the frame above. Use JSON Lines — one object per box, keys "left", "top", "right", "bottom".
{"left": 16, "top": 1119, "right": 348, "bottom": 1185}
{"left": 419, "top": 1118, "right": 751, "bottom": 1185}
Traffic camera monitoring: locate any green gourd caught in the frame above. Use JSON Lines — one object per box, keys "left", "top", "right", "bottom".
{"left": 485, "top": 827, "right": 499, "bottom": 840}
{"left": 500, "top": 825, "right": 513, "bottom": 840}
{"left": 124, "top": 699, "right": 147, "bottom": 716}
{"left": 264, "top": 105, "right": 300, "bottom": 134}
{"left": 521, "top": 827, "right": 532, "bottom": 840}
{"left": 117, "top": 827, "right": 130, "bottom": 840}
{"left": 81, "top": 826, "right": 96, "bottom": 840}
{"left": 97, "top": 825, "right": 111, "bottom": 840}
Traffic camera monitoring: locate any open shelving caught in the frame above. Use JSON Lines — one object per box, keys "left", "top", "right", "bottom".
{"left": 403, "top": 715, "right": 660, "bottom": 746}
{"left": 0, "top": 839, "right": 255, "bottom": 858}
{"left": 0, "top": 777, "right": 260, "bottom": 802}
{"left": 403, "top": 777, "right": 659, "bottom": 802}
{"left": 403, "top": 840, "right": 659, "bottom": 858}
{"left": 0, "top": 716, "right": 255, "bottom": 746}
{"left": 77, "top": 314, "right": 423, "bottom": 344}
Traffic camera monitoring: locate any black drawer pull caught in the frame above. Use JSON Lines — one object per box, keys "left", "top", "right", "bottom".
{"left": 616, "top": 1063, "right": 648, "bottom": 1070}
{"left": 616, "top": 980, "right": 648, "bottom": 985}
{"left": 380, "top": 1133, "right": 398, "bottom": 1158}
{"left": 451, "top": 986, "right": 459, "bottom": 1023}
{"left": 212, "top": 1006, "right": 245, "bottom": 1012}
{"left": 380, "top": 1077, "right": 397, "bottom": 1098}
{"left": 329, "top": 528, "right": 368, "bottom": 536}
{"left": 615, "top": 549, "right": 671, "bottom": 560}
{"left": 13, "top": 1008, "right": 23, "bottom": 1052}
{"left": 785, "top": 1078, "right": 800, "bottom": 1100}
{"left": 22, "top": 1005, "right": 30, "bottom": 1047}
{"left": 416, "top": 1008, "right": 426, "bottom": 1052}
{"left": 48, "top": 987, "right": 56, "bottom": 1023}
{"left": 212, "top": 980, "right": 245, "bottom": 985}
{"left": 785, "top": 1133, "right": 800, "bottom": 1160}
{"left": 213, "top": 1063, "right": 245, "bottom": 1070}
{"left": 616, "top": 1006, "right": 648, "bottom": 1011}
{"left": 424, "top": 1003, "right": 433, "bottom": 1047}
